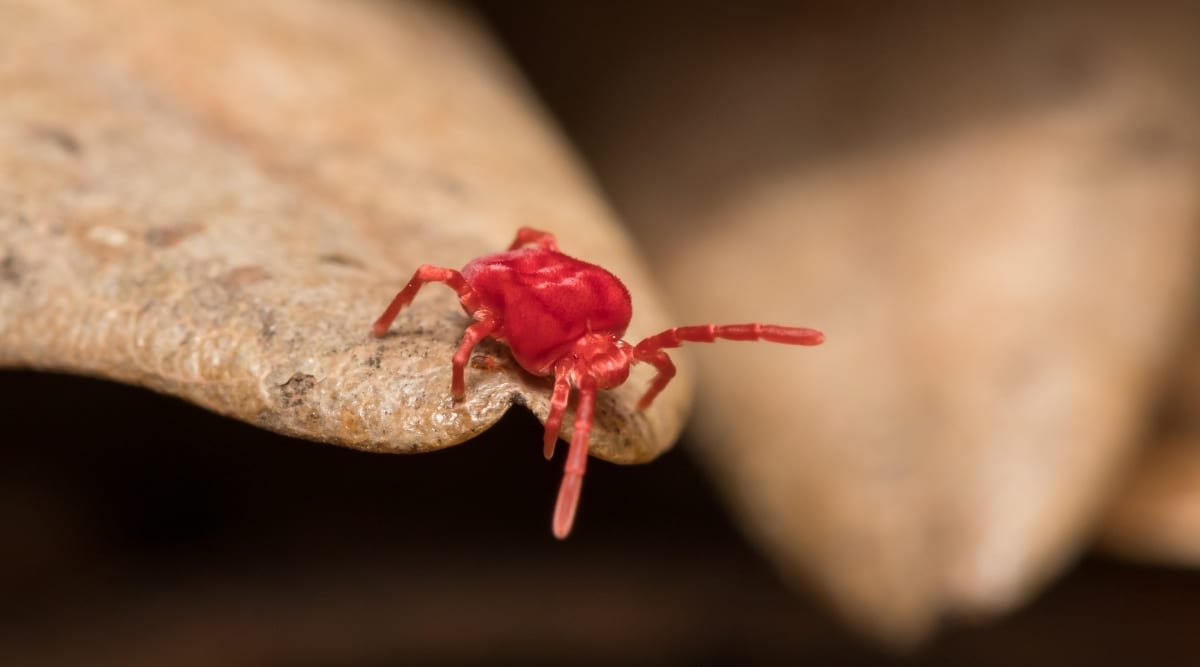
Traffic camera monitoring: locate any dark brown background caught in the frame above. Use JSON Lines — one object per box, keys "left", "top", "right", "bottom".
{"left": 3, "top": 368, "right": 1199, "bottom": 663}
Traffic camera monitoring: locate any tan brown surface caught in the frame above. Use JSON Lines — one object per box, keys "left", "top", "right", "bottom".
{"left": 548, "top": 3, "right": 1200, "bottom": 643}
{"left": 1104, "top": 336, "right": 1200, "bottom": 564}
{"left": 0, "top": 0, "right": 689, "bottom": 463}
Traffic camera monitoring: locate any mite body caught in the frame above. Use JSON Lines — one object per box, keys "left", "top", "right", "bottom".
{"left": 373, "top": 228, "right": 824, "bottom": 538}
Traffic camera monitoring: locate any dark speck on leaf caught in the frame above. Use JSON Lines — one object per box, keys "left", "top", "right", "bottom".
{"left": 1, "top": 251, "right": 22, "bottom": 285}
{"left": 279, "top": 373, "right": 316, "bottom": 408}
{"left": 145, "top": 223, "right": 205, "bottom": 248}
{"left": 366, "top": 346, "right": 384, "bottom": 369}
{"left": 318, "top": 253, "right": 366, "bottom": 269}
{"left": 32, "top": 125, "right": 82, "bottom": 155}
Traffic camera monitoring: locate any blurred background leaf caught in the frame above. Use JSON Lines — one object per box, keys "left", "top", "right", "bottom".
{"left": 1103, "top": 335, "right": 1200, "bottom": 565}
{"left": 480, "top": 0, "right": 1200, "bottom": 647}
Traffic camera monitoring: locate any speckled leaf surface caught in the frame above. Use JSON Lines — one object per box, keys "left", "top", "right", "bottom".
{"left": 0, "top": 0, "right": 689, "bottom": 464}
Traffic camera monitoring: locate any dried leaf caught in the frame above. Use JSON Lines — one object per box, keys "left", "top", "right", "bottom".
{"left": 1102, "top": 334, "right": 1200, "bottom": 564}
{"left": 0, "top": 0, "right": 689, "bottom": 464}
{"left": 1103, "top": 437, "right": 1200, "bottom": 565}
{"left": 579, "top": 4, "right": 1200, "bottom": 643}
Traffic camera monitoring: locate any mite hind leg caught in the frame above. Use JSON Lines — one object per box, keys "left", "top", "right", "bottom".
{"left": 507, "top": 227, "right": 560, "bottom": 252}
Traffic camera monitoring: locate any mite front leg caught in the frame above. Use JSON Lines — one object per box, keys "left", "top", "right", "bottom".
{"left": 631, "top": 348, "right": 676, "bottom": 411}
{"left": 634, "top": 323, "right": 825, "bottom": 353}
{"left": 507, "top": 227, "right": 560, "bottom": 252}
{"left": 552, "top": 372, "right": 596, "bottom": 540}
{"left": 372, "top": 265, "right": 481, "bottom": 337}
{"left": 450, "top": 317, "right": 498, "bottom": 399}
{"left": 631, "top": 324, "right": 823, "bottom": 409}
{"left": 542, "top": 360, "right": 572, "bottom": 460}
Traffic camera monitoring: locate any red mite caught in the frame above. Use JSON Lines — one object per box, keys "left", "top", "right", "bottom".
{"left": 373, "top": 227, "right": 824, "bottom": 539}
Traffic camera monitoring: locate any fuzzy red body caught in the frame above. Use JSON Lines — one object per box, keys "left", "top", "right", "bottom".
{"left": 461, "top": 249, "right": 632, "bottom": 375}
{"left": 373, "top": 228, "right": 824, "bottom": 539}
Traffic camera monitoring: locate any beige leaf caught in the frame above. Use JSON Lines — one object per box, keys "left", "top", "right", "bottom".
{"left": 0, "top": 0, "right": 689, "bottom": 470}
{"left": 576, "top": 4, "right": 1200, "bottom": 644}
{"left": 1103, "top": 333, "right": 1200, "bottom": 564}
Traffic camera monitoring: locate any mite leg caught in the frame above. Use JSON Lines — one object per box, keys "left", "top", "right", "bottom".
{"left": 372, "top": 265, "right": 479, "bottom": 337}
{"left": 450, "top": 317, "right": 499, "bottom": 399}
{"left": 552, "top": 372, "right": 596, "bottom": 540}
{"left": 635, "top": 323, "right": 825, "bottom": 352}
{"left": 630, "top": 349, "right": 676, "bottom": 411}
{"left": 507, "top": 227, "right": 560, "bottom": 252}
{"left": 542, "top": 361, "right": 572, "bottom": 460}
{"left": 631, "top": 324, "right": 824, "bottom": 410}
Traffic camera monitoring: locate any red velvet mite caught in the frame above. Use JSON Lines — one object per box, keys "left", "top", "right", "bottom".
{"left": 373, "top": 227, "right": 824, "bottom": 539}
